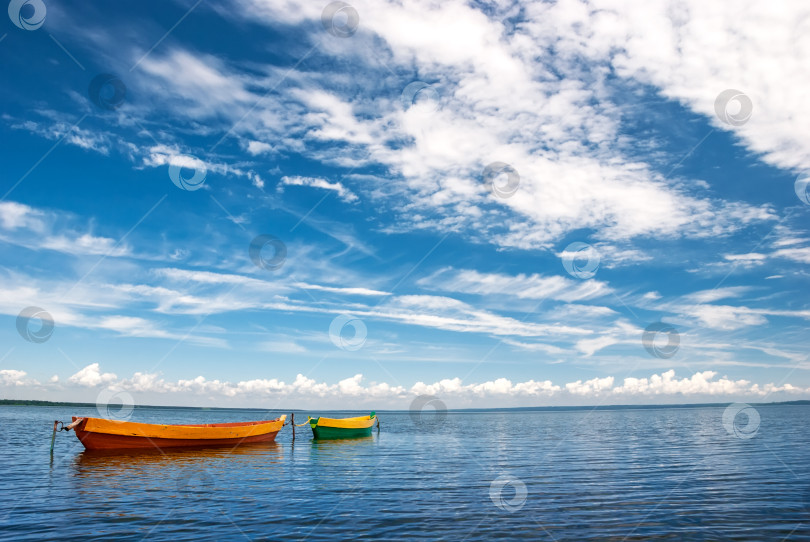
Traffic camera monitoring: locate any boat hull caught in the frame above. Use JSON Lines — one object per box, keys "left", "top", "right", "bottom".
{"left": 75, "top": 429, "right": 282, "bottom": 450}
{"left": 311, "top": 425, "right": 373, "bottom": 440}
{"left": 309, "top": 413, "right": 376, "bottom": 440}
{"left": 72, "top": 416, "right": 286, "bottom": 451}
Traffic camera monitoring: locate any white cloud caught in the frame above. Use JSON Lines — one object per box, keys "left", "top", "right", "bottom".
{"left": 370, "top": 294, "right": 593, "bottom": 339}
{"left": 773, "top": 247, "right": 810, "bottom": 264}
{"left": 280, "top": 175, "right": 359, "bottom": 203}
{"left": 0, "top": 201, "right": 131, "bottom": 258}
{"left": 125, "top": 2, "right": 780, "bottom": 254}
{"left": 561, "top": 0, "right": 810, "bottom": 173}
{"left": 566, "top": 376, "right": 615, "bottom": 396}
{"left": 137, "top": 49, "right": 257, "bottom": 120}
{"left": 576, "top": 335, "right": 622, "bottom": 357}
{"left": 0, "top": 369, "right": 36, "bottom": 386}
{"left": 417, "top": 267, "right": 611, "bottom": 302}
{"left": 246, "top": 141, "right": 274, "bottom": 155}
{"left": 0, "top": 202, "right": 44, "bottom": 231}
{"left": 68, "top": 363, "right": 118, "bottom": 387}
{"left": 685, "top": 287, "right": 750, "bottom": 304}
{"left": 292, "top": 282, "right": 388, "bottom": 296}
{"left": 258, "top": 341, "right": 308, "bottom": 354}
{"left": 40, "top": 233, "right": 129, "bottom": 257}
{"left": 10, "top": 119, "right": 112, "bottom": 156}
{"left": 689, "top": 305, "right": 768, "bottom": 331}
{"left": 723, "top": 253, "right": 767, "bottom": 266}
{"left": 44, "top": 365, "right": 805, "bottom": 406}
{"left": 141, "top": 144, "right": 265, "bottom": 189}
{"left": 613, "top": 370, "right": 750, "bottom": 396}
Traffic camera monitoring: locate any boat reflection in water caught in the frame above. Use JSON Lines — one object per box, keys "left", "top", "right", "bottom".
{"left": 301, "top": 431, "right": 379, "bottom": 469}
{"left": 69, "top": 443, "right": 288, "bottom": 524}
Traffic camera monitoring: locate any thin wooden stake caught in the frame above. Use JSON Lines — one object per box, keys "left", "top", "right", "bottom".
{"left": 50, "top": 421, "right": 58, "bottom": 455}
{"left": 291, "top": 412, "right": 295, "bottom": 441}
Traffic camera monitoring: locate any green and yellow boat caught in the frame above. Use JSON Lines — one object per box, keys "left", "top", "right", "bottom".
{"left": 307, "top": 413, "right": 377, "bottom": 439}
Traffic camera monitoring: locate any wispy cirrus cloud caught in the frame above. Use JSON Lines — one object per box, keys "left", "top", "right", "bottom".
{"left": 0, "top": 201, "right": 132, "bottom": 257}
{"left": 416, "top": 267, "right": 612, "bottom": 302}
{"left": 279, "top": 175, "right": 359, "bottom": 203}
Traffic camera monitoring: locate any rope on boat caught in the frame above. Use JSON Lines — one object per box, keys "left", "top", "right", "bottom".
{"left": 294, "top": 416, "right": 312, "bottom": 427}
{"left": 50, "top": 418, "right": 84, "bottom": 454}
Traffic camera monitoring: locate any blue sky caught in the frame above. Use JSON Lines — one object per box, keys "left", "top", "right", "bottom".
{"left": 1, "top": 0, "right": 809, "bottom": 408}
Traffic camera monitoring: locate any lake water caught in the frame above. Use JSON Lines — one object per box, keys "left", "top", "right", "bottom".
{"left": 1, "top": 404, "right": 809, "bottom": 541}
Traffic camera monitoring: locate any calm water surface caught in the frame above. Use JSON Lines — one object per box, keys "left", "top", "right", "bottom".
{"left": 1, "top": 405, "right": 809, "bottom": 541}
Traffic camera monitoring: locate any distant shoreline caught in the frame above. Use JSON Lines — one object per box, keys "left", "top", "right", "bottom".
{"left": 2, "top": 398, "right": 808, "bottom": 412}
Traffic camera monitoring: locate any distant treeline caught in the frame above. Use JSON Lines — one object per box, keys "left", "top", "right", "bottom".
{"left": 0, "top": 399, "right": 98, "bottom": 407}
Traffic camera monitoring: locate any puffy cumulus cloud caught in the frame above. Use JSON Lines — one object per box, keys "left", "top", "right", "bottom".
{"left": 613, "top": 370, "right": 749, "bottom": 396}
{"left": 68, "top": 363, "right": 117, "bottom": 387}
{"left": 411, "top": 376, "right": 561, "bottom": 397}
{"left": 0, "top": 369, "right": 38, "bottom": 386}
{"left": 105, "top": 369, "right": 408, "bottom": 399}
{"left": 246, "top": 141, "right": 274, "bottom": 155}
{"left": 566, "top": 376, "right": 615, "bottom": 396}
{"left": 612, "top": 370, "right": 809, "bottom": 397}
{"left": 44, "top": 365, "right": 807, "bottom": 405}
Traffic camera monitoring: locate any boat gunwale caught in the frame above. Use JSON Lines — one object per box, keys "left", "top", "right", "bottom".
{"left": 310, "top": 414, "right": 376, "bottom": 429}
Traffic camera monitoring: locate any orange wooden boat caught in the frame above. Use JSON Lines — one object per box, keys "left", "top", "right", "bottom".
{"left": 69, "top": 415, "right": 286, "bottom": 451}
